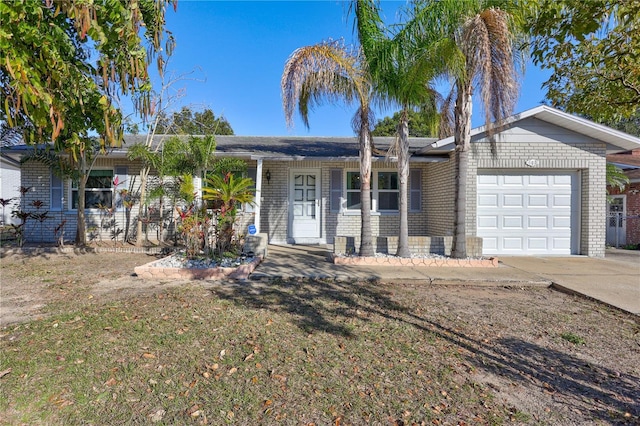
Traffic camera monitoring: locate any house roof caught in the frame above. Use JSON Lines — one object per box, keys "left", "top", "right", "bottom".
{"left": 117, "top": 135, "right": 445, "bottom": 162}
{"left": 417, "top": 105, "right": 640, "bottom": 155}
{"left": 607, "top": 148, "right": 640, "bottom": 183}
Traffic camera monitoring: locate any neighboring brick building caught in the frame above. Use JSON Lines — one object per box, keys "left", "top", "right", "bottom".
{"left": 607, "top": 148, "right": 640, "bottom": 247}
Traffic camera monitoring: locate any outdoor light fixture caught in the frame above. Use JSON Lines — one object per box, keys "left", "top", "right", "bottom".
{"left": 266, "top": 170, "right": 271, "bottom": 184}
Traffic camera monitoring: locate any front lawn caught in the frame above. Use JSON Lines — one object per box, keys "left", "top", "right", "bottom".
{"left": 1, "top": 274, "right": 638, "bottom": 425}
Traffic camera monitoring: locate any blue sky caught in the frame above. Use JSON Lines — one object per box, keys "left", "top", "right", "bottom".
{"left": 147, "top": 1, "right": 551, "bottom": 136}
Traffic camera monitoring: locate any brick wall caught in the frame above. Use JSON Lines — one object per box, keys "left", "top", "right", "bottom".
{"left": 626, "top": 183, "right": 640, "bottom": 245}
{"left": 468, "top": 123, "right": 607, "bottom": 257}
{"left": 334, "top": 235, "right": 483, "bottom": 257}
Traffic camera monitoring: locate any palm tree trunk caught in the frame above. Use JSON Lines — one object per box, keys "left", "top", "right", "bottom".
{"left": 452, "top": 83, "right": 473, "bottom": 259}
{"left": 396, "top": 109, "right": 411, "bottom": 258}
{"left": 359, "top": 125, "right": 374, "bottom": 257}
{"left": 136, "top": 167, "right": 149, "bottom": 247}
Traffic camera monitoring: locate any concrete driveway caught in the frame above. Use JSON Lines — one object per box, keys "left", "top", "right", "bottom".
{"left": 499, "top": 249, "right": 640, "bottom": 315}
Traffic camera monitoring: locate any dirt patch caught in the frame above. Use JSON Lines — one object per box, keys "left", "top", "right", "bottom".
{"left": 1, "top": 251, "right": 639, "bottom": 424}
{"left": 0, "top": 250, "right": 159, "bottom": 324}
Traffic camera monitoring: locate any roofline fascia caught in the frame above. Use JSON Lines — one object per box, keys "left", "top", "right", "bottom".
{"left": 418, "top": 105, "right": 640, "bottom": 154}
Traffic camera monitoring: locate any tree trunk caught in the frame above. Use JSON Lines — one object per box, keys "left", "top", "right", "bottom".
{"left": 75, "top": 155, "right": 87, "bottom": 246}
{"left": 396, "top": 109, "right": 411, "bottom": 258}
{"left": 452, "top": 83, "right": 473, "bottom": 259}
{"left": 359, "top": 115, "right": 374, "bottom": 257}
{"left": 136, "top": 167, "right": 149, "bottom": 247}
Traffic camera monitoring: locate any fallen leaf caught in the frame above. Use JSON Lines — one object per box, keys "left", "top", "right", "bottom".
{"left": 0, "top": 368, "right": 11, "bottom": 379}
{"left": 104, "top": 377, "right": 117, "bottom": 387}
{"left": 150, "top": 409, "right": 165, "bottom": 423}
{"left": 228, "top": 367, "right": 238, "bottom": 376}
{"left": 244, "top": 353, "right": 254, "bottom": 362}
{"left": 142, "top": 353, "right": 155, "bottom": 359}
{"left": 219, "top": 349, "right": 226, "bottom": 360}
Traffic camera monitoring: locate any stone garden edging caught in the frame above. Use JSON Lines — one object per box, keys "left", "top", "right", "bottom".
{"left": 134, "top": 256, "right": 263, "bottom": 280}
{"left": 332, "top": 254, "right": 499, "bottom": 267}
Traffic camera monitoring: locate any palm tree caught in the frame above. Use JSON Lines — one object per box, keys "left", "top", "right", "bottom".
{"left": 353, "top": 0, "right": 444, "bottom": 257}
{"left": 408, "top": 0, "right": 526, "bottom": 258}
{"left": 202, "top": 173, "right": 255, "bottom": 255}
{"left": 282, "top": 40, "right": 377, "bottom": 257}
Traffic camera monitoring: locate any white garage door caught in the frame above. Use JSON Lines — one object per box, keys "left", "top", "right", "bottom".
{"left": 477, "top": 171, "right": 579, "bottom": 256}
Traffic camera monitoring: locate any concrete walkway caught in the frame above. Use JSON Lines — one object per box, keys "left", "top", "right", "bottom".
{"left": 251, "top": 245, "right": 640, "bottom": 315}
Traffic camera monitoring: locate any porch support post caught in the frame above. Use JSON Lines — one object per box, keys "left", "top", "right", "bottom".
{"left": 254, "top": 158, "right": 263, "bottom": 233}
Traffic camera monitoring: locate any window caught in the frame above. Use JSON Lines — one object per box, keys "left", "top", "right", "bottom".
{"left": 51, "top": 172, "right": 63, "bottom": 211}
{"left": 244, "top": 167, "right": 257, "bottom": 213}
{"left": 377, "top": 172, "right": 399, "bottom": 211}
{"left": 346, "top": 171, "right": 363, "bottom": 210}
{"left": 71, "top": 170, "right": 114, "bottom": 209}
{"left": 333, "top": 169, "right": 421, "bottom": 214}
{"left": 330, "top": 169, "right": 342, "bottom": 212}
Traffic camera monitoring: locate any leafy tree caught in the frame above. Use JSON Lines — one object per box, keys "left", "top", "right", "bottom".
{"left": 405, "top": 0, "right": 526, "bottom": 258}
{"left": 372, "top": 110, "right": 439, "bottom": 137}
{"left": 529, "top": 0, "right": 640, "bottom": 121}
{"left": 0, "top": 0, "right": 175, "bottom": 245}
{"left": 282, "top": 40, "right": 378, "bottom": 257}
{"left": 155, "top": 107, "right": 234, "bottom": 135}
{"left": 354, "top": 0, "right": 442, "bottom": 257}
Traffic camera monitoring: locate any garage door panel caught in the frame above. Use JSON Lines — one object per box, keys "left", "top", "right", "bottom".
{"left": 554, "top": 175, "right": 572, "bottom": 186}
{"left": 553, "top": 216, "right": 571, "bottom": 229}
{"left": 527, "top": 238, "right": 548, "bottom": 250}
{"left": 553, "top": 194, "right": 571, "bottom": 207}
{"left": 478, "top": 194, "right": 498, "bottom": 207}
{"left": 478, "top": 174, "right": 499, "bottom": 186}
{"left": 528, "top": 175, "right": 549, "bottom": 186}
{"left": 553, "top": 237, "right": 571, "bottom": 250}
{"left": 477, "top": 171, "right": 577, "bottom": 256}
{"left": 478, "top": 215, "right": 498, "bottom": 229}
{"left": 503, "top": 216, "right": 523, "bottom": 229}
{"left": 528, "top": 216, "right": 548, "bottom": 228}
{"left": 503, "top": 237, "right": 523, "bottom": 250}
{"left": 503, "top": 194, "right": 523, "bottom": 207}
{"left": 527, "top": 194, "right": 548, "bottom": 207}
{"left": 504, "top": 175, "right": 524, "bottom": 185}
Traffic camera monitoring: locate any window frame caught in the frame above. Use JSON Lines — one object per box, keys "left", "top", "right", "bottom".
{"left": 50, "top": 171, "right": 64, "bottom": 211}
{"left": 69, "top": 169, "right": 115, "bottom": 211}
{"left": 340, "top": 168, "right": 421, "bottom": 214}
{"left": 343, "top": 169, "right": 399, "bottom": 214}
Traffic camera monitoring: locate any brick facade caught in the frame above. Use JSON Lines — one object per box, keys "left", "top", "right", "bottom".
{"left": 16, "top": 115, "right": 613, "bottom": 257}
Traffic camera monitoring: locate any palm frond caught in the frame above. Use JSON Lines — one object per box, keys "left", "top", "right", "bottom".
{"left": 281, "top": 40, "right": 369, "bottom": 129}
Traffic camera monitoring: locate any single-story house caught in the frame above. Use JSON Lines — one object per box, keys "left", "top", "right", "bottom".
{"left": 0, "top": 129, "right": 24, "bottom": 226}
{"left": 5, "top": 105, "right": 640, "bottom": 257}
{"left": 606, "top": 148, "right": 640, "bottom": 247}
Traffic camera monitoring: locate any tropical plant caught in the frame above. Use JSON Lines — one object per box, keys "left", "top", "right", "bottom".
{"left": 202, "top": 173, "right": 255, "bottom": 256}
{"left": 403, "top": 0, "right": 526, "bottom": 258}
{"left": 282, "top": 40, "right": 377, "bottom": 256}
{"left": 353, "top": 0, "right": 444, "bottom": 257}
{"left": 606, "top": 163, "right": 630, "bottom": 198}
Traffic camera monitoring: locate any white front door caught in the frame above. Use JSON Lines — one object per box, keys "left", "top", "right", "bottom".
{"left": 477, "top": 170, "right": 579, "bottom": 255}
{"left": 606, "top": 195, "right": 626, "bottom": 247}
{"left": 290, "top": 170, "right": 321, "bottom": 242}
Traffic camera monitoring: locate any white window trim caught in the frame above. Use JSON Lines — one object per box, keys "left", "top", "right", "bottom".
{"left": 339, "top": 168, "right": 422, "bottom": 215}
{"left": 50, "top": 171, "right": 64, "bottom": 211}
{"left": 69, "top": 168, "right": 115, "bottom": 211}
{"left": 343, "top": 169, "right": 400, "bottom": 215}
